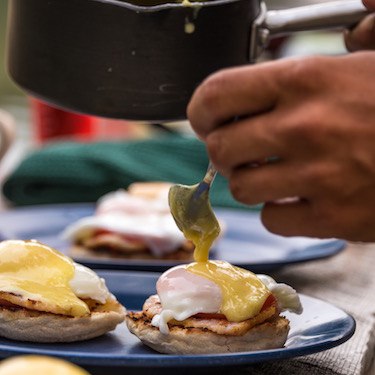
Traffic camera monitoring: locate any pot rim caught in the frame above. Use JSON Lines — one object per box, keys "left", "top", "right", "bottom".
{"left": 96, "top": 0, "right": 256, "bottom": 12}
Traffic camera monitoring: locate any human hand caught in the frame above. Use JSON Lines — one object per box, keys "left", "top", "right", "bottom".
{"left": 187, "top": 52, "right": 375, "bottom": 241}
{"left": 345, "top": 0, "right": 375, "bottom": 51}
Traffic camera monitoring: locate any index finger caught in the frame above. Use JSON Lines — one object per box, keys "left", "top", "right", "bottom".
{"left": 187, "top": 59, "right": 293, "bottom": 139}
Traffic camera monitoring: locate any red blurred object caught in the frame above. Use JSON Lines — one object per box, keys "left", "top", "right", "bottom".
{"left": 31, "top": 98, "right": 96, "bottom": 144}
{"left": 30, "top": 98, "right": 145, "bottom": 145}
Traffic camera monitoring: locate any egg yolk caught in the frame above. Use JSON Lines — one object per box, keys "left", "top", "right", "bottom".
{"left": 187, "top": 261, "right": 271, "bottom": 322}
{"left": 0, "top": 240, "right": 89, "bottom": 317}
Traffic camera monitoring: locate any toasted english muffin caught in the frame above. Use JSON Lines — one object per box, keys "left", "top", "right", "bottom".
{"left": 0, "top": 293, "right": 125, "bottom": 343}
{"left": 125, "top": 295, "right": 289, "bottom": 354}
{"left": 126, "top": 312, "right": 289, "bottom": 354}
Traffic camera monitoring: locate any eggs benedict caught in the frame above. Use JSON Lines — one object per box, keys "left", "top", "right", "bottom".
{"left": 63, "top": 182, "right": 195, "bottom": 260}
{"left": 0, "top": 240, "right": 125, "bottom": 343}
{"left": 126, "top": 261, "right": 302, "bottom": 354}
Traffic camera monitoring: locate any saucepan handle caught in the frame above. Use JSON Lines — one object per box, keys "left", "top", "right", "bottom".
{"left": 250, "top": 0, "right": 371, "bottom": 61}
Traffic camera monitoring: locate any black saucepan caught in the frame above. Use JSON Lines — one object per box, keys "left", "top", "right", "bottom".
{"left": 6, "top": 0, "right": 368, "bottom": 121}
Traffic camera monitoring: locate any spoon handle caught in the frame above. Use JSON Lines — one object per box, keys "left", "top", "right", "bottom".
{"left": 193, "top": 162, "right": 217, "bottom": 199}
{"left": 203, "top": 161, "right": 217, "bottom": 186}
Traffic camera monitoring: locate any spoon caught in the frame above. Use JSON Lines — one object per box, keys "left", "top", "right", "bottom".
{"left": 168, "top": 162, "right": 221, "bottom": 262}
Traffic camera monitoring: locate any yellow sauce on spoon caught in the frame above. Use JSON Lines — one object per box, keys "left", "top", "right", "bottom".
{"left": 168, "top": 183, "right": 220, "bottom": 262}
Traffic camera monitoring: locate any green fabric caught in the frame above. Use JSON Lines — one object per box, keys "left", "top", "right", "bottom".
{"left": 3, "top": 135, "right": 260, "bottom": 210}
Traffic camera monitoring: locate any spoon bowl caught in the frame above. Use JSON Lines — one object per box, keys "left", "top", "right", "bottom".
{"left": 168, "top": 163, "right": 221, "bottom": 262}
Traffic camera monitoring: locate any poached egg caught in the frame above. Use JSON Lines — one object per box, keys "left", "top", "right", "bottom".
{"left": 0, "top": 240, "right": 111, "bottom": 317}
{"left": 151, "top": 261, "right": 302, "bottom": 334}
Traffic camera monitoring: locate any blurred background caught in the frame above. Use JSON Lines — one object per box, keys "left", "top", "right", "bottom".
{"left": 0, "top": 0, "right": 348, "bottom": 125}
{"left": 0, "top": 0, "right": 348, "bottom": 204}
{"left": 0, "top": 0, "right": 347, "bottom": 126}
{"left": 0, "top": 1, "right": 21, "bottom": 100}
{"left": 0, "top": 1, "right": 30, "bottom": 189}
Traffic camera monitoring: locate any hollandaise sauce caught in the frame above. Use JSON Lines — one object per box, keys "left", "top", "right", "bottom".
{"left": 0, "top": 240, "right": 89, "bottom": 317}
{"left": 169, "top": 183, "right": 220, "bottom": 263}
{"left": 187, "top": 261, "right": 270, "bottom": 321}
{"left": 185, "top": 217, "right": 220, "bottom": 263}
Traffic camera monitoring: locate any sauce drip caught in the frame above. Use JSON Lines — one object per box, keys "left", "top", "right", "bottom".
{"left": 168, "top": 183, "right": 220, "bottom": 262}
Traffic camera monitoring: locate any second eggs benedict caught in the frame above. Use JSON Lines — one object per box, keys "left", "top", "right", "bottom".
{"left": 0, "top": 240, "right": 125, "bottom": 343}
{"left": 63, "top": 182, "right": 195, "bottom": 260}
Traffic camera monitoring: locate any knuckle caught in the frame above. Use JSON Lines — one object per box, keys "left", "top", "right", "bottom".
{"left": 344, "top": 30, "right": 356, "bottom": 52}
{"left": 186, "top": 99, "right": 196, "bottom": 123}
{"left": 229, "top": 172, "right": 260, "bottom": 205}
{"left": 198, "top": 71, "right": 227, "bottom": 113}
{"left": 187, "top": 70, "right": 229, "bottom": 137}
{"left": 279, "top": 57, "right": 329, "bottom": 93}
{"left": 281, "top": 103, "right": 329, "bottom": 146}
{"left": 206, "top": 132, "right": 224, "bottom": 165}
{"left": 229, "top": 177, "right": 244, "bottom": 202}
{"left": 287, "top": 119, "right": 315, "bottom": 142}
{"left": 229, "top": 176, "right": 251, "bottom": 204}
{"left": 309, "top": 161, "right": 344, "bottom": 194}
{"left": 281, "top": 115, "right": 316, "bottom": 145}
{"left": 310, "top": 201, "right": 338, "bottom": 232}
{"left": 300, "top": 163, "right": 333, "bottom": 194}
{"left": 260, "top": 207, "right": 285, "bottom": 236}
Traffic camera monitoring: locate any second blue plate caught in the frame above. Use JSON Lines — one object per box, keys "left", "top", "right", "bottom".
{"left": 0, "top": 203, "right": 346, "bottom": 272}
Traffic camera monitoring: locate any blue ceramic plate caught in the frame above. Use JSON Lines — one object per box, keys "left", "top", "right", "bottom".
{"left": 0, "top": 203, "right": 346, "bottom": 272}
{"left": 0, "top": 271, "right": 355, "bottom": 368}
